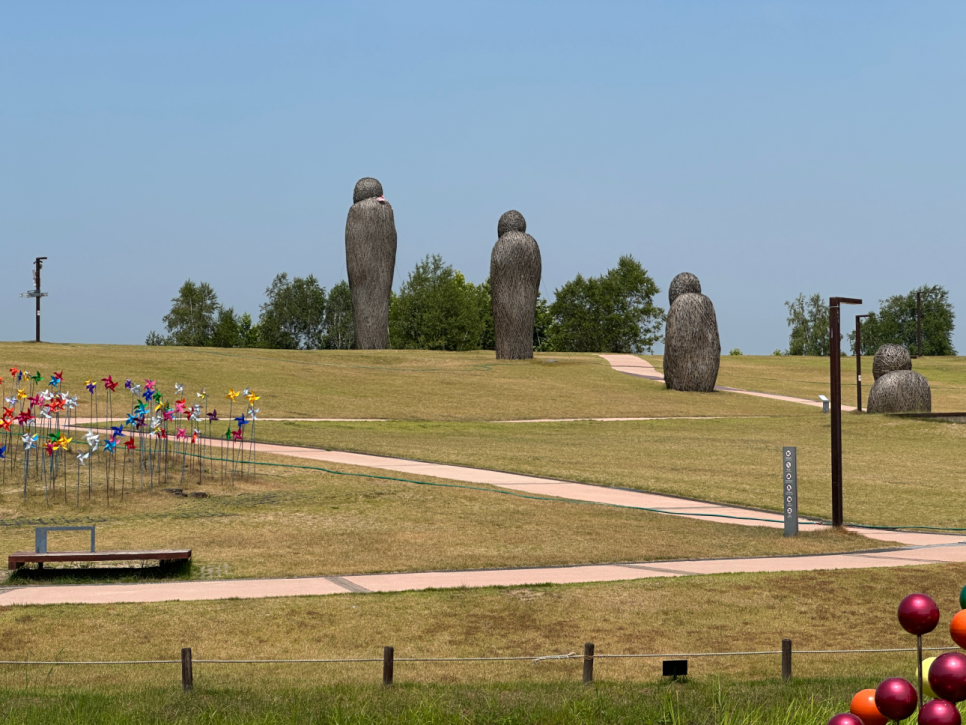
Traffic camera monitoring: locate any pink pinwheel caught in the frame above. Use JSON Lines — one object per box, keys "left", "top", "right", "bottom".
{"left": 145, "top": 379, "right": 156, "bottom": 391}
{"left": 232, "top": 428, "right": 244, "bottom": 442}
{"left": 176, "top": 428, "right": 186, "bottom": 440}
{"left": 174, "top": 400, "right": 187, "bottom": 415}
{"left": 162, "top": 409, "right": 174, "bottom": 422}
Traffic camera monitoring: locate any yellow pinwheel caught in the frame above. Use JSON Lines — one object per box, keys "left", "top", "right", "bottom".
{"left": 245, "top": 392, "right": 260, "bottom": 404}
{"left": 226, "top": 389, "right": 239, "bottom": 402}
{"left": 55, "top": 435, "right": 72, "bottom": 451}
{"left": 16, "top": 388, "right": 26, "bottom": 400}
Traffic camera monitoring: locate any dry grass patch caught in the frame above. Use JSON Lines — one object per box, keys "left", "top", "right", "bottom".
{"left": 0, "top": 451, "right": 874, "bottom": 583}
{"left": 0, "top": 342, "right": 816, "bottom": 421}
{"left": 1, "top": 562, "right": 963, "bottom": 688}
{"left": 255, "top": 413, "right": 966, "bottom": 528}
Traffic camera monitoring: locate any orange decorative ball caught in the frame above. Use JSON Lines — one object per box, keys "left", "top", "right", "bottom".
{"left": 951, "top": 610, "right": 966, "bottom": 649}
{"left": 850, "top": 688, "right": 888, "bottom": 725}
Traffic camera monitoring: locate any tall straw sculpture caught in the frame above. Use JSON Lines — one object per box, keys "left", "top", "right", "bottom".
{"left": 663, "top": 272, "right": 720, "bottom": 392}
{"left": 867, "top": 344, "right": 931, "bottom": 413}
{"left": 345, "top": 177, "right": 397, "bottom": 349}
{"left": 491, "top": 210, "right": 541, "bottom": 359}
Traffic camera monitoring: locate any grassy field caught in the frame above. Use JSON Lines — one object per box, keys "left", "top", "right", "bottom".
{"left": 0, "top": 449, "right": 872, "bottom": 584}
{"left": 254, "top": 412, "right": 966, "bottom": 529}
{"left": 0, "top": 342, "right": 825, "bottom": 421}
{"left": 1, "top": 563, "right": 963, "bottom": 689}
{"left": 669, "top": 354, "right": 966, "bottom": 411}
{"left": 0, "top": 678, "right": 913, "bottom": 724}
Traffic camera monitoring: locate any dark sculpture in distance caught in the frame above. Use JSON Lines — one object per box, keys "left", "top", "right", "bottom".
{"left": 867, "top": 344, "right": 931, "bottom": 413}
{"left": 345, "top": 177, "right": 397, "bottom": 349}
{"left": 491, "top": 210, "right": 541, "bottom": 359}
{"left": 663, "top": 272, "right": 720, "bottom": 392}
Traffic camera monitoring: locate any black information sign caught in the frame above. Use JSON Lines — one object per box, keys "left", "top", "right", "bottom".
{"left": 783, "top": 446, "right": 798, "bottom": 537}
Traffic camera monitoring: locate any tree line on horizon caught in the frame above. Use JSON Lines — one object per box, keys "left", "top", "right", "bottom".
{"left": 781, "top": 285, "right": 956, "bottom": 356}
{"left": 146, "top": 254, "right": 666, "bottom": 354}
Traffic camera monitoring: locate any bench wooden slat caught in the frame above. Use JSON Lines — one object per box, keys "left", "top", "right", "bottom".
{"left": 8, "top": 549, "right": 191, "bottom": 569}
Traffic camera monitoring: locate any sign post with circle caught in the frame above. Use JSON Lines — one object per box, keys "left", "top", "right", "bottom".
{"left": 783, "top": 446, "right": 798, "bottom": 537}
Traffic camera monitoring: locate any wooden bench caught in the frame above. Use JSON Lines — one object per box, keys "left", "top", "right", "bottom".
{"left": 8, "top": 549, "right": 191, "bottom": 570}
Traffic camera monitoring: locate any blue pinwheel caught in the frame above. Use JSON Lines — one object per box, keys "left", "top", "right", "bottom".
{"left": 142, "top": 388, "right": 153, "bottom": 401}
{"left": 104, "top": 438, "right": 118, "bottom": 453}
{"left": 125, "top": 379, "right": 133, "bottom": 389}
{"left": 110, "top": 425, "right": 126, "bottom": 438}
{"left": 234, "top": 413, "right": 248, "bottom": 427}
{"left": 0, "top": 445, "right": 5, "bottom": 460}
{"left": 126, "top": 413, "right": 138, "bottom": 426}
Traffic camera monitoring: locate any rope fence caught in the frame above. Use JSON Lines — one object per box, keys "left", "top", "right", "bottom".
{"left": 2, "top": 641, "right": 957, "bottom": 691}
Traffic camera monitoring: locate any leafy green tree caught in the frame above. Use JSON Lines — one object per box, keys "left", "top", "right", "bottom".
{"left": 258, "top": 273, "right": 327, "bottom": 350}
{"left": 161, "top": 280, "right": 220, "bottom": 347}
{"left": 784, "top": 293, "right": 834, "bottom": 356}
{"left": 850, "top": 285, "right": 955, "bottom": 356}
{"left": 323, "top": 281, "right": 354, "bottom": 350}
{"left": 211, "top": 307, "right": 242, "bottom": 348}
{"left": 239, "top": 312, "right": 260, "bottom": 348}
{"left": 533, "top": 294, "right": 553, "bottom": 352}
{"left": 145, "top": 330, "right": 167, "bottom": 346}
{"left": 389, "top": 255, "right": 490, "bottom": 351}
{"left": 548, "top": 255, "right": 663, "bottom": 353}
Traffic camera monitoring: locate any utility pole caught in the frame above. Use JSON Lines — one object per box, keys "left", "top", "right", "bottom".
{"left": 19, "top": 257, "right": 48, "bottom": 342}
{"left": 855, "top": 314, "right": 870, "bottom": 412}
{"left": 829, "top": 296, "right": 862, "bottom": 527}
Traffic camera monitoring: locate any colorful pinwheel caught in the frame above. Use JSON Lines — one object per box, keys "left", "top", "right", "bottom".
{"left": 85, "top": 378, "right": 97, "bottom": 393}
{"left": 176, "top": 428, "right": 186, "bottom": 440}
{"left": 31, "top": 371, "right": 43, "bottom": 384}
{"left": 110, "top": 425, "right": 126, "bottom": 438}
{"left": 22, "top": 433, "right": 37, "bottom": 450}
{"left": 225, "top": 389, "right": 239, "bottom": 402}
{"left": 232, "top": 428, "right": 244, "bottom": 442}
{"left": 145, "top": 379, "right": 155, "bottom": 391}
{"left": 124, "top": 439, "right": 136, "bottom": 450}
{"left": 101, "top": 375, "right": 118, "bottom": 391}
{"left": 104, "top": 438, "right": 117, "bottom": 453}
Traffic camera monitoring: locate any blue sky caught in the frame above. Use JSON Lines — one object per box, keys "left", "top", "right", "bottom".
{"left": 1, "top": 2, "right": 963, "bottom": 353}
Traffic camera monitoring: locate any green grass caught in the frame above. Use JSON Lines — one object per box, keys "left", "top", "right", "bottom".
{"left": 0, "top": 342, "right": 822, "bottom": 421}
{"left": 0, "top": 678, "right": 907, "bottom": 724}
{"left": 254, "top": 412, "right": 966, "bottom": 529}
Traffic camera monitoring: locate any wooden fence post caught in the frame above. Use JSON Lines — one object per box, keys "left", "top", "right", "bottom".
{"left": 181, "top": 647, "right": 193, "bottom": 692}
{"left": 583, "top": 643, "right": 595, "bottom": 684}
{"left": 383, "top": 646, "right": 394, "bottom": 686}
{"left": 781, "top": 639, "right": 792, "bottom": 681}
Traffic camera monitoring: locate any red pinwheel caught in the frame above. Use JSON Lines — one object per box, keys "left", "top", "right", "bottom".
{"left": 15, "top": 410, "right": 34, "bottom": 426}
{"left": 232, "top": 428, "right": 244, "bottom": 442}
{"left": 124, "top": 439, "right": 136, "bottom": 450}
{"left": 101, "top": 375, "right": 118, "bottom": 392}
{"left": 0, "top": 419, "right": 11, "bottom": 432}
{"left": 44, "top": 441, "right": 55, "bottom": 456}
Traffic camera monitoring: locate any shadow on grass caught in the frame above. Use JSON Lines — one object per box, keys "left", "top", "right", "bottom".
{"left": 7, "top": 558, "right": 191, "bottom": 586}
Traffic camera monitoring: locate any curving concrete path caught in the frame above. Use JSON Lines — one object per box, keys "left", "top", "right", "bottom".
{"left": 599, "top": 354, "right": 857, "bottom": 411}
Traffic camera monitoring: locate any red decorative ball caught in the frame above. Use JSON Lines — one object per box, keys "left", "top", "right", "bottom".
{"left": 875, "top": 677, "right": 918, "bottom": 721}
{"left": 919, "top": 699, "right": 963, "bottom": 725}
{"left": 930, "top": 653, "right": 966, "bottom": 703}
{"left": 828, "top": 715, "right": 865, "bottom": 725}
{"left": 898, "top": 593, "right": 940, "bottom": 635}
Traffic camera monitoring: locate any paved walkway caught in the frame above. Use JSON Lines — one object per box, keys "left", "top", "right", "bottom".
{"left": 599, "top": 354, "right": 857, "bottom": 411}
{"left": 0, "top": 354, "right": 940, "bottom": 606}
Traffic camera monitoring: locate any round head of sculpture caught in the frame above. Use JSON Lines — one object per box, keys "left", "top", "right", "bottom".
{"left": 497, "top": 210, "right": 527, "bottom": 237}
{"left": 872, "top": 343, "right": 912, "bottom": 381}
{"left": 669, "top": 272, "right": 702, "bottom": 306}
{"left": 353, "top": 177, "right": 384, "bottom": 204}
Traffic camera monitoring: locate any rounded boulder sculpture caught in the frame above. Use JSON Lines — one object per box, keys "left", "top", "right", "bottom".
{"left": 873, "top": 342, "right": 912, "bottom": 380}
{"left": 663, "top": 273, "right": 720, "bottom": 392}
{"left": 345, "top": 177, "right": 397, "bottom": 349}
{"left": 867, "top": 369, "right": 932, "bottom": 414}
{"left": 490, "top": 210, "right": 541, "bottom": 360}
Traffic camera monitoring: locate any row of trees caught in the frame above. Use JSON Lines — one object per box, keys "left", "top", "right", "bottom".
{"left": 148, "top": 254, "right": 666, "bottom": 354}
{"left": 783, "top": 285, "right": 956, "bottom": 356}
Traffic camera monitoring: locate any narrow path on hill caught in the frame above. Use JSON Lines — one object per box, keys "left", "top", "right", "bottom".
{"left": 599, "top": 354, "right": 857, "bottom": 411}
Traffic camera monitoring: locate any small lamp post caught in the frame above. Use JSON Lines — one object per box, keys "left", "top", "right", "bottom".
{"left": 829, "top": 296, "right": 862, "bottom": 528}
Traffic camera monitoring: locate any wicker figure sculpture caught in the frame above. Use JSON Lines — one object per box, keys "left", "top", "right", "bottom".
{"left": 663, "top": 273, "right": 721, "bottom": 392}
{"left": 345, "top": 177, "right": 397, "bottom": 349}
{"left": 867, "top": 344, "right": 931, "bottom": 413}
{"left": 491, "top": 210, "right": 542, "bottom": 360}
